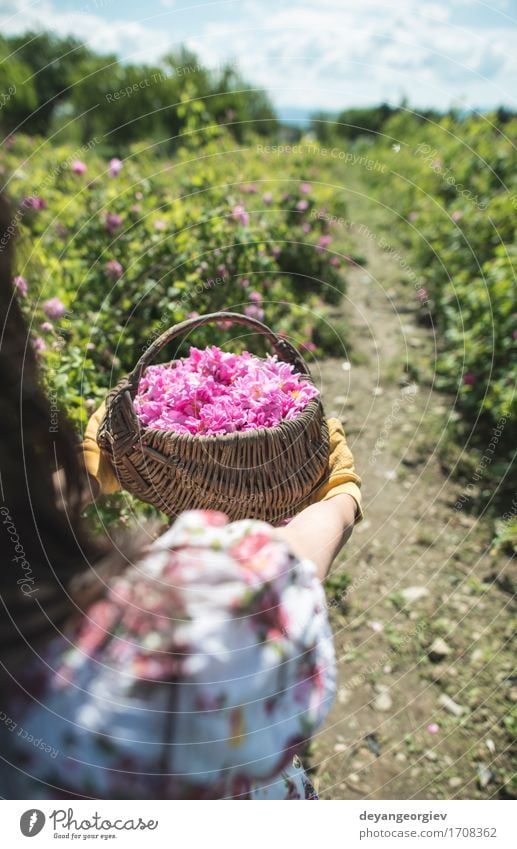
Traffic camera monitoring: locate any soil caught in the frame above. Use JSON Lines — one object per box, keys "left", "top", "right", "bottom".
{"left": 310, "top": 192, "right": 516, "bottom": 800}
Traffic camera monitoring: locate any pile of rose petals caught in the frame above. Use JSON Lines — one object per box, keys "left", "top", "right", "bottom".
{"left": 134, "top": 345, "right": 319, "bottom": 435}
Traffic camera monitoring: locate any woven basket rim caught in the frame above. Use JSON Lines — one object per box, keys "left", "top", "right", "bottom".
{"left": 132, "top": 395, "right": 322, "bottom": 444}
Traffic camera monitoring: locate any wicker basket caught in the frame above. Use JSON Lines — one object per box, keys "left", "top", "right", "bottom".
{"left": 97, "top": 311, "right": 329, "bottom": 523}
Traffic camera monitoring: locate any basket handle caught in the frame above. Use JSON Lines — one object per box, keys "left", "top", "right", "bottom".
{"left": 126, "top": 310, "right": 311, "bottom": 393}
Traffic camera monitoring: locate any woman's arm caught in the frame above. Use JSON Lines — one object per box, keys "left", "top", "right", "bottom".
{"left": 275, "top": 418, "right": 363, "bottom": 580}
{"left": 275, "top": 492, "right": 358, "bottom": 581}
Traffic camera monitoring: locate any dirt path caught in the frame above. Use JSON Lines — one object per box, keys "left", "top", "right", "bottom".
{"left": 311, "top": 193, "right": 516, "bottom": 800}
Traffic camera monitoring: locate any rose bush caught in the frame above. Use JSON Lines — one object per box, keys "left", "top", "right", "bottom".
{"left": 351, "top": 111, "right": 517, "bottom": 535}
{"left": 5, "top": 128, "right": 350, "bottom": 437}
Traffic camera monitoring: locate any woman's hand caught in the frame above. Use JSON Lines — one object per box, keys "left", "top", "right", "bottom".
{"left": 80, "top": 400, "right": 121, "bottom": 503}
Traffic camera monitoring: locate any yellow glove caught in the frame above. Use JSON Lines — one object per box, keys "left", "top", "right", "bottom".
{"left": 81, "top": 401, "right": 122, "bottom": 496}
{"left": 311, "top": 417, "right": 364, "bottom": 523}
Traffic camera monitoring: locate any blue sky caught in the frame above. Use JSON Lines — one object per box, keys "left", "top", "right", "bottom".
{"left": 2, "top": 0, "right": 517, "bottom": 114}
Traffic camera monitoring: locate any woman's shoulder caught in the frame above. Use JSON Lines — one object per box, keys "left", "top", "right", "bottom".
{"left": 86, "top": 509, "right": 330, "bottom": 680}
{"left": 3, "top": 510, "right": 336, "bottom": 799}
{"left": 144, "top": 508, "right": 319, "bottom": 588}
{"left": 27, "top": 510, "right": 329, "bottom": 687}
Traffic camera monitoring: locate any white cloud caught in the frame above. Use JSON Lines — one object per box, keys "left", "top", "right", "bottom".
{"left": 1, "top": 0, "right": 516, "bottom": 109}
{"left": 0, "top": 0, "right": 172, "bottom": 63}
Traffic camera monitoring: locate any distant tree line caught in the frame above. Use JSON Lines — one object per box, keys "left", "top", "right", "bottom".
{"left": 309, "top": 102, "right": 517, "bottom": 144}
{"left": 2, "top": 33, "right": 514, "bottom": 150}
{"left": 0, "top": 31, "right": 277, "bottom": 147}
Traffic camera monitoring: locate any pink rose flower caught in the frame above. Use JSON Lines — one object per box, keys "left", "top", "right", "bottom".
{"left": 43, "top": 297, "right": 66, "bottom": 319}
{"left": 232, "top": 205, "right": 249, "bottom": 226}
{"left": 300, "top": 340, "right": 317, "bottom": 352}
{"left": 14, "top": 275, "right": 28, "bottom": 296}
{"left": 133, "top": 346, "right": 319, "bottom": 435}
{"left": 105, "top": 212, "right": 123, "bottom": 233}
{"left": 22, "top": 196, "right": 46, "bottom": 210}
{"left": 105, "top": 260, "right": 123, "bottom": 279}
{"left": 244, "top": 304, "right": 265, "bottom": 322}
{"left": 109, "top": 157, "right": 123, "bottom": 177}
{"left": 71, "top": 160, "right": 87, "bottom": 175}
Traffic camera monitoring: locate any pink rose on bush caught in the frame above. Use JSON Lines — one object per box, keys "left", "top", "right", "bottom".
{"left": 34, "top": 337, "right": 46, "bottom": 352}
{"left": 109, "top": 158, "right": 123, "bottom": 177}
{"left": 300, "top": 340, "right": 317, "bottom": 352}
{"left": 105, "top": 213, "right": 123, "bottom": 233}
{"left": 22, "top": 196, "right": 46, "bottom": 210}
{"left": 232, "top": 205, "right": 249, "bottom": 227}
{"left": 105, "top": 260, "right": 123, "bottom": 279}
{"left": 71, "top": 160, "right": 87, "bottom": 175}
{"left": 43, "top": 297, "right": 66, "bottom": 319}
{"left": 14, "top": 275, "right": 28, "bottom": 296}
{"left": 244, "top": 304, "right": 265, "bottom": 322}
